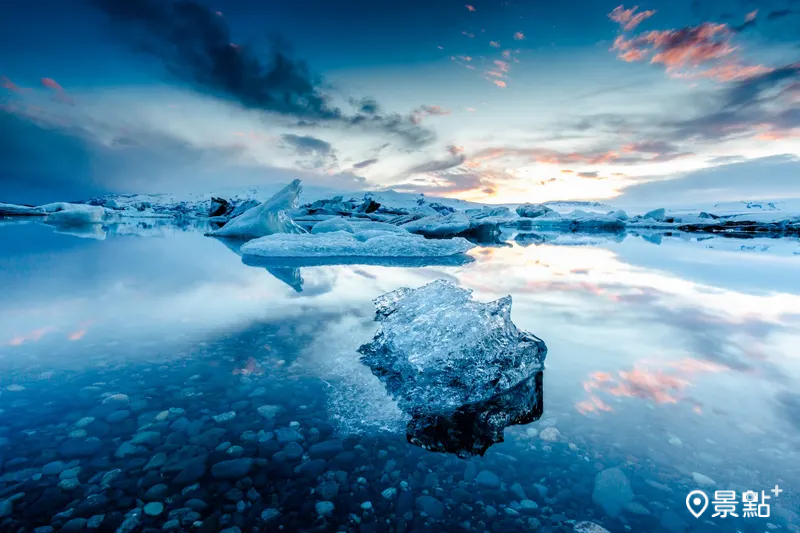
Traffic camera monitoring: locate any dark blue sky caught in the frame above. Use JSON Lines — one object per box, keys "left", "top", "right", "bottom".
{"left": 1, "top": 0, "right": 798, "bottom": 204}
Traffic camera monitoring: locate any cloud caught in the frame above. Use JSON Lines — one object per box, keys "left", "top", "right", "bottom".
{"left": 281, "top": 134, "right": 332, "bottom": 156}
{"left": 91, "top": 0, "right": 434, "bottom": 147}
{"left": 622, "top": 140, "right": 678, "bottom": 154}
{"left": 465, "top": 4, "right": 476, "bottom": 12}
{"left": 615, "top": 154, "right": 800, "bottom": 206}
{"left": 513, "top": 32, "right": 525, "bottom": 40}
{"left": 489, "top": 41, "right": 500, "bottom": 48}
{"left": 609, "top": 5, "right": 657, "bottom": 31}
{"left": 767, "top": 9, "right": 794, "bottom": 21}
{"left": 406, "top": 153, "right": 467, "bottom": 174}
{"left": 281, "top": 134, "right": 336, "bottom": 169}
{"left": 610, "top": 12, "right": 776, "bottom": 84}
{"left": 470, "top": 143, "right": 690, "bottom": 168}
{"left": 1, "top": 76, "right": 23, "bottom": 93}
{"left": 40, "top": 77, "right": 74, "bottom": 104}
{"left": 613, "top": 23, "right": 733, "bottom": 69}
{"left": 352, "top": 158, "right": 378, "bottom": 169}
{"left": 663, "top": 63, "right": 800, "bottom": 141}
{"left": 411, "top": 105, "right": 451, "bottom": 123}
{"left": 448, "top": 145, "right": 465, "bottom": 155}
{"left": 391, "top": 169, "right": 498, "bottom": 195}
{"left": 724, "top": 63, "right": 800, "bottom": 109}
{"left": 577, "top": 171, "right": 601, "bottom": 178}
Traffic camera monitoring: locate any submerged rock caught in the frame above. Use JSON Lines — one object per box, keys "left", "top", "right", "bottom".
{"left": 592, "top": 467, "right": 634, "bottom": 518}
{"left": 209, "top": 180, "right": 305, "bottom": 240}
{"left": 359, "top": 280, "right": 547, "bottom": 417}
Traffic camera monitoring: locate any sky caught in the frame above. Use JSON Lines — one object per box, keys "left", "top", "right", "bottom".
{"left": 1, "top": 0, "right": 799, "bottom": 205}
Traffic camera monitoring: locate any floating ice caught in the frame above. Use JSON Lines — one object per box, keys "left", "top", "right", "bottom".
{"left": 40, "top": 203, "right": 106, "bottom": 226}
{"left": 209, "top": 180, "right": 305, "bottom": 240}
{"left": 516, "top": 203, "right": 553, "bottom": 218}
{"left": 359, "top": 280, "right": 547, "bottom": 416}
{"left": 0, "top": 202, "right": 46, "bottom": 216}
{"left": 407, "top": 371, "right": 543, "bottom": 457}
{"left": 400, "top": 213, "right": 471, "bottom": 238}
{"left": 240, "top": 230, "right": 474, "bottom": 261}
{"left": 310, "top": 217, "right": 355, "bottom": 234}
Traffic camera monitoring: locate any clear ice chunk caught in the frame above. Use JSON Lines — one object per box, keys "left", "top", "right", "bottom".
{"left": 359, "top": 280, "right": 547, "bottom": 415}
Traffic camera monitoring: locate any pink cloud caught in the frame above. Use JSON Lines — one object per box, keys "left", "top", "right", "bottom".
{"left": 465, "top": 4, "right": 476, "bottom": 11}
{"left": 8, "top": 326, "right": 56, "bottom": 346}
{"left": 609, "top": 4, "right": 657, "bottom": 31}
{"left": 40, "top": 77, "right": 74, "bottom": 104}
{"left": 613, "top": 23, "right": 733, "bottom": 69}
{"left": 68, "top": 329, "right": 87, "bottom": 341}
{"left": 513, "top": 31, "right": 525, "bottom": 40}
{"left": 41, "top": 77, "right": 64, "bottom": 91}
{"left": 448, "top": 145, "right": 465, "bottom": 155}
{"left": 492, "top": 80, "right": 507, "bottom": 88}
{"left": 489, "top": 40, "right": 500, "bottom": 48}
{"left": 612, "top": 21, "right": 777, "bottom": 83}
{"left": 1, "top": 76, "right": 22, "bottom": 93}
{"left": 745, "top": 9, "right": 757, "bottom": 22}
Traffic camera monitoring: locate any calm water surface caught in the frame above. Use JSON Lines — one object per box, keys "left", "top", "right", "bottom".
{"left": 1, "top": 220, "right": 799, "bottom": 533}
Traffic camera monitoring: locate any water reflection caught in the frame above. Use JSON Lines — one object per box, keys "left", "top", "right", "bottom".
{"left": 407, "top": 371, "right": 544, "bottom": 458}
{"left": 2, "top": 220, "right": 800, "bottom": 530}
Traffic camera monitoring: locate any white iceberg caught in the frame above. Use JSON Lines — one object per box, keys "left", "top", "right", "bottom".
{"left": 40, "top": 203, "right": 106, "bottom": 226}
{"left": 240, "top": 230, "right": 474, "bottom": 261}
{"left": 516, "top": 203, "right": 553, "bottom": 218}
{"left": 519, "top": 209, "right": 626, "bottom": 231}
{"left": 0, "top": 202, "right": 47, "bottom": 216}
{"left": 209, "top": 180, "right": 305, "bottom": 240}
{"left": 310, "top": 217, "right": 355, "bottom": 234}
{"left": 358, "top": 280, "right": 547, "bottom": 415}
{"left": 400, "top": 212, "right": 471, "bottom": 237}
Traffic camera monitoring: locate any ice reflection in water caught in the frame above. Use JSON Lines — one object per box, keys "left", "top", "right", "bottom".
{"left": 0, "top": 220, "right": 799, "bottom": 532}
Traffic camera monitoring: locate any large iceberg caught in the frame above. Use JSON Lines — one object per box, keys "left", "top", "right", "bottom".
{"left": 0, "top": 202, "right": 46, "bottom": 216}
{"left": 208, "top": 180, "right": 305, "bottom": 240}
{"left": 358, "top": 280, "right": 547, "bottom": 415}
{"left": 40, "top": 203, "right": 106, "bottom": 226}
{"left": 240, "top": 230, "right": 475, "bottom": 262}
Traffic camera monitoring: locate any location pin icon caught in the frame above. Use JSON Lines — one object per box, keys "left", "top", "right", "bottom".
{"left": 686, "top": 490, "right": 709, "bottom": 518}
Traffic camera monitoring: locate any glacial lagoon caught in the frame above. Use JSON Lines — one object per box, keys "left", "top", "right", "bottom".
{"left": 1, "top": 220, "right": 799, "bottom": 532}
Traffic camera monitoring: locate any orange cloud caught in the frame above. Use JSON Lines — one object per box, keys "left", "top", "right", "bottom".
{"left": 9, "top": 326, "right": 56, "bottom": 346}
{"left": 68, "top": 329, "right": 87, "bottom": 341}
{"left": 577, "top": 358, "right": 728, "bottom": 414}
{"left": 611, "top": 18, "right": 774, "bottom": 84}
{"left": 609, "top": 5, "right": 657, "bottom": 31}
